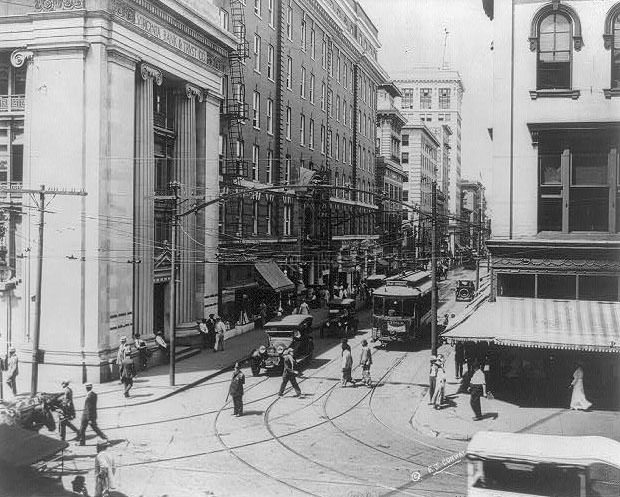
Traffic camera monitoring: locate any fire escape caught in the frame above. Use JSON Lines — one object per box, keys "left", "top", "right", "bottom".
{"left": 222, "top": 0, "right": 249, "bottom": 242}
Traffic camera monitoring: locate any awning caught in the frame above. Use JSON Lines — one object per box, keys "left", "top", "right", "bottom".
{"left": 443, "top": 297, "right": 620, "bottom": 353}
{"left": 0, "top": 424, "right": 68, "bottom": 467}
{"left": 255, "top": 262, "right": 294, "bottom": 292}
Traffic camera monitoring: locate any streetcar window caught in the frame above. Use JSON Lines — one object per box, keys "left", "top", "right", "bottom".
{"left": 588, "top": 463, "right": 620, "bottom": 497}
{"left": 373, "top": 297, "right": 384, "bottom": 315}
{"left": 403, "top": 299, "right": 415, "bottom": 317}
{"left": 386, "top": 299, "right": 402, "bottom": 316}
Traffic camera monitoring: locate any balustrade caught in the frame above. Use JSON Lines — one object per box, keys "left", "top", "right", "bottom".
{"left": 0, "top": 95, "right": 25, "bottom": 112}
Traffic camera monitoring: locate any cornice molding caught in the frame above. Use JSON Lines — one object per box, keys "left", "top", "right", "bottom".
{"left": 34, "top": 0, "right": 85, "bottom": 12}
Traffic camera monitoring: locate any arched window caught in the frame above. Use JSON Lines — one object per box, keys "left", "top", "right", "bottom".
{"left": 529, "top": 3, "right": 582, "bottom": 94}
{"left": 538, "top": 13, "right": 571, "bottom": 89}
{"left": 603, "top": 3, "right": 620, "bottom": 93}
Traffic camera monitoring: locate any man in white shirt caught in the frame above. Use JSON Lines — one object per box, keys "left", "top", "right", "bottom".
{"left": 469, "top": 362, "right": 487, "bottom": 421}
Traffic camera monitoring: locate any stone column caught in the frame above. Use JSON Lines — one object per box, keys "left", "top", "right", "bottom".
{"left": 133, "top": 63, "right": 162, "bottom": 337}
{"left": 174, "top": 84, "right": 201, "bottom": 323}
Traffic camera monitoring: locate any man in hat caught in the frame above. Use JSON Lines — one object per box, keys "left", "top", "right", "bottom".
{"left": 206, "top": 313, "right": 216, "bottom": 349}
{"left": 94, "top": 442, "right": 115, "bottom": 497}
{"left": 214, "top": 316, "right": 226, "bottom": 352}
{"left": 155, "top": 331, "right": 169, "bottom": 363}
{"left": 58, "top": 380, "right": 79, "bottom": 441}
{"left": 78, "top": 383, "right": 108, "bottom": 446}
{"left": 278, "top": 348, "right": 302, "bottom": 397}
{"left": 428, "top": 355, "right": 438, "bottom": 404}
{"left": 227, "top": 362, "right": 245, "bottom": 416}
{"left": 197, "top": 319, "right": 208, "bottom": 350}
{"left": 5, "top": 346, "right": 18, "bottom": 396}
{"left": 116, "top": 336, "right": 129, "bottom": 379}
{"left": 120, "top": 355, "right": 135, "bottom": 398}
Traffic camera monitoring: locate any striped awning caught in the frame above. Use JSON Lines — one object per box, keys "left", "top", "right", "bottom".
{"left": 443, "top": 297, "right": 620, "bottom": 353}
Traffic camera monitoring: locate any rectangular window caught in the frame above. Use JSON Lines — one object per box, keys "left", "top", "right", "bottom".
{"left": 343, "top": 61, "right": 348, "bottom": 88}
{"left": 538, "top": 274, "right": 576, "bottom": 299}
{"left": 420, "top": 88, "right": 432, "bottom": 109}
{"left": 579, "top": 275, "right": 619, "bottom": 301}
{"left": 342, "top": 99, "right": 347, "bottom": 126}
{"left": 336, "top": 95, "right": 340, "bottom": 121}
{"left": 439, "top": 88, "right": 451, "bottom": 109}
{"left": 401, "top": 152, "right": 409, "bottom": 164}
{"left": 286, "top": 57, "right": 293, "bottom": 90}
{"left": 285, "top": 155, "right": 291, "bottom": 183}
{"left": 342, "top": 138, "right": 346, "bottom": 164}
{"left": 252, "top": 200, "right": 259, "bottom": 235}
{"left": 320, "top": 125, "right": 326, "bottom": 154}
{"left": 300, "top": 66, "right": 306, "bottom": 98}
{"left": 321, "top": 82, "right": 326, "bottom": 111}
{"left": 286, "top": 6, "right": 293, "bottom": 40}
{"left": 403, "top": 89, "right": 414, "bottom": 108}
{"left": 349, "top": 139, "right": 352, "bottom": 164}
{"left": 310, "top": 29, "right": 316, "bottom": 59}
{"left": 309, "top": 74, "right": 315, "bottom": 103}
{"left": 321, "top": 38, "right": 327, "bottom": 69}
{"left": 286, "top": 106, "right": 291, "bottom": 140}
{"left": 328, "top": 130, "right": 333, "bottom": 157}
{"left": 497, "top": 273, "right": 536, "bottom": 298}
{"left": 402, "top": 134, "right": 409, "bottom": 146}
{"left": 309, "top": 119, "right": 315, "bottom": 149}
{"left": 336, "top": 55, "right": 341, "bottom": 83}
{"left": 219, "top": 9, "right": 229, "bottom": 30}
{"left": 300, "top": 114, "right": 306, "bottom": 146}
{"left": 254, "top": 0, "right": 261, "bottom": 17}
{"left": 328, "top": 90, "right": 333, "bottom": 117}
{"left": 284, "top": 204, "right": 291, "bottom": 235}
{"left": 266, "top": 98, "right": 273, "bottom": 135}
{"left": 267, "top": 45, "right": 274, "bottom": 80}
{"left": 252, "top": 91, "right": 260, "bottom": 129}
{"left": 252, "top": 144, "right": 259, "bottom": 181}
{"left": 335, "top": 134, "right": 340, "bottom": 161}
{"left": 301, "top": 16, "right": 306, "bottom": 51}
{"left": 266, "top": 202, "right": 272, "bottom": 235}
{"left": 268, "top": 0, "right": 274, "bottom": 27}
{"left": 253, "top": 34, "right": 261, "bottom": 73}
{"left": 266, "top": 149, "right": 273, "bottom": 183}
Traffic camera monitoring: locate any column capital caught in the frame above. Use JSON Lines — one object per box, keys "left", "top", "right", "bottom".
{"left": 185, "top": 83, "right": 204, "bottom": 102}
{"left": 10, "top": 49, "right": 34, "bottom": 68}
{"left": 139, "top": 62, "right": 163, "bottom": 86}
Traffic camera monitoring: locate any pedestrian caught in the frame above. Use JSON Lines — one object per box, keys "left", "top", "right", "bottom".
{"left": 299, "top": 300, "right": 310, "bottom": 315}
{"left": 206, "top": 313, "right": 216, "bottom": 348}
{"left": 5, "top": 346, "right": 18, "bottom": 396}
{"left": 155, "top": 331, "right": 169, "bottom": 362}
{"left": 359, "top": 339, "right": 373, "bottom": 387}
{"left": 121, "top": 357, "right": 135, "bottom": 398}
{"left": 70, "top": 475, "right": 89, "bottom": 496}
{"left": 454, "top": 341, "right": 465, "bottom": 379}
{"left": 278, "top": 348, "right": 302, "bottom": 397}
{"left": 432, "top": 358, "right": 447, "bottom": 409}
{"left": 323, "top": 287, "right": 331, "bottom": 307}
{"left": 58, "top": 380, "right": 79, "bottom": 441}
{"left": 196, "top": 319, "right": 209, "bottom": 349}
{"left": 428, "top": 355, "right": 438, "bottom": 403}
{"left": 228, "top": 362, "right": 245, "bottom": 416}
{"left": 94, "top": 442, "right": 115, "bottom": 497}
{"left": 78, "top": 383, "right": 108, "bottom": 446}
{"left": 341, "top": 342, "right": 355, "bottom": 387}
{"left": 214, "top": 316, "right": 226, "bottom": 352}
{"left": 469, "top": 362, "right": 487, "bottom": 421}
{"left": 135, "top": 335, "right": 150, "bottom": 370}
{"left": 116, "top": 336, "right": 129, "bottom": 379}
{"left": 569, "top": 362, "right": 592, "bottom": 411}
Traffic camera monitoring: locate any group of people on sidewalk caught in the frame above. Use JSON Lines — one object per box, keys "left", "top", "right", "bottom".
{"left": 196, "top": 314, "right": 227, "bottom": 352}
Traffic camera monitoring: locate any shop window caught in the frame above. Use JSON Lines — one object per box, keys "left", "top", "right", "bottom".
{"left": 538, "top": 274, "right": 576, "bottom": 299}
{"left": 497, "top": 273, "right": 535, "bottom": 298}
{"left": 579, "top": 275, "right": 619, "bottom": 301}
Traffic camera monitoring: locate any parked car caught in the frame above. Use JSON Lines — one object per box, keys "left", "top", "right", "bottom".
{"left": 320, "top": 298, "right": 358, "bottom": 338}
{"left": 250, "top": 315, "right": 314, "bottom": 376}
{"left": 455, "top": 280, "right": 475, "bottom": 302}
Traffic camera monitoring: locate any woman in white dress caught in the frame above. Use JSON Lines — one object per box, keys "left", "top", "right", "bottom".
{"left": 569, "top": 363, "right": 592, "bottom": 410}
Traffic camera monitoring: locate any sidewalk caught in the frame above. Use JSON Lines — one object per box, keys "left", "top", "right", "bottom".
{"left": 35, "top": 306, "right": 331, "bottom": 410}
{"left": 411, "top": 346, "right": 620, "bottom": 442}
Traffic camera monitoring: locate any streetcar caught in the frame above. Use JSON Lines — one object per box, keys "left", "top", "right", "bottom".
{"left": 371, "top": 270, "right": 432, "bottom": 344}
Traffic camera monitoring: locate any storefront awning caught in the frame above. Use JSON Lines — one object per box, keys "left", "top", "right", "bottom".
{"left": 443, "top": 297, "right": 620, "bottom": 353}
{"left": 0, "top": 424, "right": 68, "bottom": 467}
{"left": 255, "top": 262, "right": 294, "bottom": 292}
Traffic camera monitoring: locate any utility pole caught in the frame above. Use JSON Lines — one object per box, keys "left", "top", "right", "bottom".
{"left": 475, "top": 212, "right": 482, "bottom": 291}
{"left": 169, "top": 181, "right": 180, "bottom": 387}
{"left": 0, "top": 184, "right": 88, "bottom": 394}
{"left": 430, "top": 181, "right": 438, "bottom": 357}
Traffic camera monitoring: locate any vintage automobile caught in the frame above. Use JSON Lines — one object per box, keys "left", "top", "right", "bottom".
{"left": 250, "top": 315, "right": 314, "bottom": 376}
{"left": 320, "top": 298, "right": 359, "bottom": 338}
{"left": 455, "top": 279, "right": 475, "bottom": 302}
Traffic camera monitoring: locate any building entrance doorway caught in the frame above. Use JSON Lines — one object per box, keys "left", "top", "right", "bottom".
{"left": 154, "top": 282, "right": 168, "bottom": 335}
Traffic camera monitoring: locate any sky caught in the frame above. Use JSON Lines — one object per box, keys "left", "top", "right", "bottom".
{"left": 357, "top": 0, "right": 494, "bottom": 185}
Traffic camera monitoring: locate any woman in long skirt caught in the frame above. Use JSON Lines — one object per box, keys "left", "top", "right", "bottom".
{"left": 569, "top": 363, "right": 592, "bottom": 410}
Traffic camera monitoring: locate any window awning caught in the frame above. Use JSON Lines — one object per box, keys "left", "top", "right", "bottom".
{"left": 443, "top": 297, "right": 620, "bottom": 353}
{"left": 255, "top": 262, "right": 294, "bottom": 292}
{"left": 0, "top": 424, "right": 68, "bottom": 467}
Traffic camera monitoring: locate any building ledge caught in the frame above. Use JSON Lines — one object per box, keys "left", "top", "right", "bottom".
{"left": 487, "top": 232, "right": 620, "bottom": 250}
{"left": 603, "top": 88, "right": 620, "bottom": 99}
{"left": 529, "top": 89, "right": 580, "bottom": 100}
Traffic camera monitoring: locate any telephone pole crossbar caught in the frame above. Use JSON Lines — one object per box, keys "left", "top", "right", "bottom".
{"left": 0, "top": 184, "right": 88, "bottom": 394}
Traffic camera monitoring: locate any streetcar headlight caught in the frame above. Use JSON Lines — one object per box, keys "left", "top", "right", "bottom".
{"left": 259, "top": 345, "right": 266, "bottom": 354}
{"left": 276, "top": 345, "right": 284, "bottom": 354}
